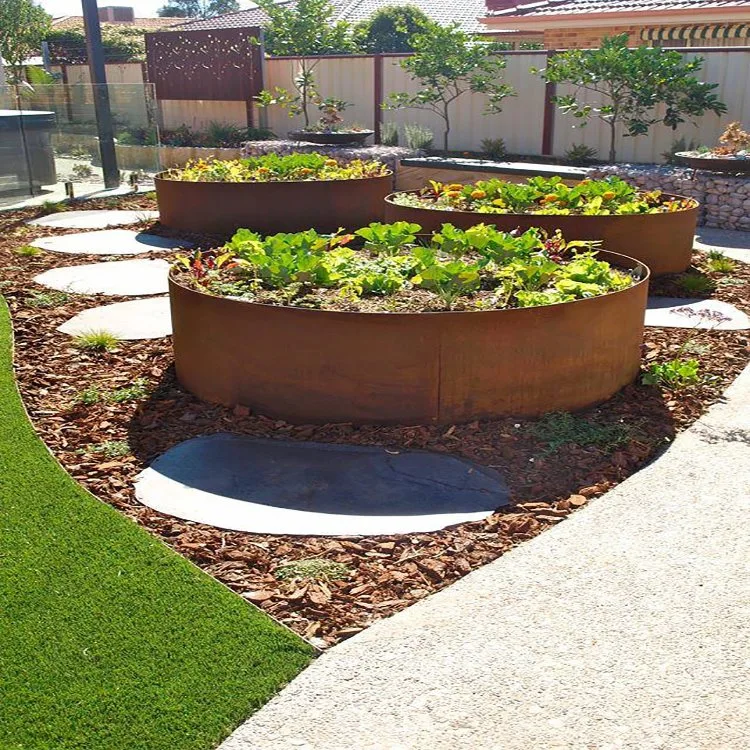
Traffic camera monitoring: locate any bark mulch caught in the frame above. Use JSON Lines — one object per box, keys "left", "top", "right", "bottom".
{"left": 1, "top": 196, "right": 748, "bottom": 647}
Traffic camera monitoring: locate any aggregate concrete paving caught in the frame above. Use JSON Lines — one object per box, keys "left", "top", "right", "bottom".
{"left": 26, "top": 209, "right": 158, "bottom": 229}
{"left": 134, "top": 434, "right": 507, "bottom": 536}
{"left": 220, "top": 365, "right": 750, "bottom": 750}
{"left": 33, "top": 259, "right": 169, "bottom": 296}
{"left": 58, "top": 296, "right": 171, "bottom": 340}
{"left": 695, "top": 228, "right": 750, "bottom": 264}
{"left": 645, "top": 296, "right": 749, "bottom": 330}
{"left": 31, "top": 229, "right": 190, "bottom": 256}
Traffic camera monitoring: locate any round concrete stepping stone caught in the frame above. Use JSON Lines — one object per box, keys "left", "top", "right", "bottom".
{"left": 58, "top": 296, "right": 171, "bottom": 340}
{"left": 31, "top": 229, "right": 191, "bottom": 256}
{"left": 34, "top": 259, "right": 169, "bottom": 296}
{"left": 645, "top": 297, "right": 749, "bottom": 330}
{"left": 694, "top": 228, "right": 750, "bottom": 264}
{"left": 27, "top": 209, "right": 159, "bottom": 229}
{"left": 134, "top": 434, "right": 507, "bottom": 536}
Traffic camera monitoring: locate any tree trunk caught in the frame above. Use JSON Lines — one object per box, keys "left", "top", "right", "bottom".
{"left": 442, "top": 104, "right": 450, "bottom": 154}
{"left": 608, "top": 121, "right": 617, "bottom": 163}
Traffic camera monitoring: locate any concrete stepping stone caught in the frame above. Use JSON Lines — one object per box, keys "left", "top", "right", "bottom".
{"left": 645, "top": 297, "right": 749, "bottom": 330}
{"left": 694, "top": 228, "right": 750, "bottom": 264}
{"left": 31, "top": 229, "right": 191, "bottom": 256}
{"left": 34, "top": 259, "right": 169, "bottom": 296}
{"left": 27, "top": 209, "right": 159, "bottom": 229}
{"left": 58, "top": 296, "right": 171, "bottom": 340}
{"left": 134, "top": 434, "right": 507, "bottom": 536}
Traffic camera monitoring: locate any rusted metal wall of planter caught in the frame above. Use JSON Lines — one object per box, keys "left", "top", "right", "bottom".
{"left": 155, "top": 173, "right": 392, "bottom": 235}
{"left": 169, "top": 250, "right": 649, "bottom": 426}
{"left": 385, "top": 193, "right": 698, "bottom": 276}
{"left": 675, "top": 153, "right": 750, "bottom": 174}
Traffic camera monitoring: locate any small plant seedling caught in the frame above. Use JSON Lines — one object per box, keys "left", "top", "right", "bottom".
{"left": 642, "top": 358, "right": 700, "bottom": 388}
{"left": 275, "top": 558, "right": 351, "bottom": 582}
{"left": 564, "top": 143, "right": 599, "bottom": 165}
{"left": 482, "top": 137, "right": 508, "bottom": 161}
{"left": 39, "top": 200, "right": 66, "bottom": 215}
{"left": 75, "top": 386, "right": 104, "bottom": 405}
{"left": 526, "top": 412, "right": 630, "bottom": 454}
{"left": 86, "top": 440, "right": 131, "bottom": 458}
{"left": 706, "top": 249, "right": 727, "bottom": 260}
{"left": 706, "top": 256, "right": 736, "bottom": 274}
{"left": 677, "top": 273, "right": 716, "bottom": 295}
{"left": 13, "top": 245, "right": 42, "bottom": 257}
{"left": 107, "top": 378, "right": 149, "bottom": 403}
{"left": 71, "top": 164, "right": 93, "bottom": 180}
{"left": 25, "top": 291, "right": 71, "bottom": 308}
{"left": 73, "top": 331, "right": 120, "bottom": 352}
{"left": 681, "top": 340, "right": 711, "bottom": 356}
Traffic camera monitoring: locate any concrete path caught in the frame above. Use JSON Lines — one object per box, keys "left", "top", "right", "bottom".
{"left": 695, "top": 227, "right": 750, "bottom": 263}
{"left": 221, "top": 365, "right": 750, "bottom": 750}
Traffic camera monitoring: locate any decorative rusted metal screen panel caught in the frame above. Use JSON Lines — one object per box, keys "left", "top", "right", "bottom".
{"left": 145, "top": 28, "right": 262, "bottom": 101}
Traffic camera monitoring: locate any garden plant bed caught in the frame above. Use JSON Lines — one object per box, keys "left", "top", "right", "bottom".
{"left": 1, "top": 199, "right": 749, "bottom": 646}
{"left": 386, "top": 177, "right": 699, "bottom": 276}
{"left": 675, "top": 152, "right": 750, "bottom": 174}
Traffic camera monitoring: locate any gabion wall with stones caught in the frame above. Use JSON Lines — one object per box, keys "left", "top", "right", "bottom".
{"left": 590, "top": 164, "right": 750, "bottom": 231}
{"left": 240, "top": 140, "right": 420, "bottom": 177}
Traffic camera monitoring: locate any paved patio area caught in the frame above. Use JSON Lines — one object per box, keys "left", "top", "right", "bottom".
{"left": 221, "top": 362, "right": 750, "bottom": 750}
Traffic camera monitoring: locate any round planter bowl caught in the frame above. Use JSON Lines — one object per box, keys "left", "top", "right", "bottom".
{"left": 289, "top": 130, "right": 374, "bottom": 146}
{"left": 155, "top": 171, "right": 392, "bottom": 235}
{"left": 169, "top": 250, "right": 649, "bottom": 426}
{"left": 675, "top": 151, "right": 750, "bottom": 174}
{"left": 385, "top": 191, "right": 698, "bottom": 276}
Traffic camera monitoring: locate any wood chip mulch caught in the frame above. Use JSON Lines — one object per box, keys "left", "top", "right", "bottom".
{"left": 1, "top": 195, "right": 748, "bottom": 647}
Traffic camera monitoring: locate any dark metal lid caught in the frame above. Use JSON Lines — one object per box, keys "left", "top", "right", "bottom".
{"left": 0, "top": 109, "right": 57, "bottom": 131}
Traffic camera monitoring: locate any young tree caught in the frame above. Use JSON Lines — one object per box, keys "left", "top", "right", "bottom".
{"left": 157, "top": 0, "right": 239, "bottom": 19}
{"left": 537, "top": 34, "right": 727, "bottom": 163}
{"left": 353, "top": 5, "right": 430, "bottom": 53}
{"left": 0, "top": 0, "right": 51, "bottom": 83}
{"left": 386, "top": 22, "right": 514, "bottom": 153}
{"left": 254, "top": 0, "right": 356, "bottom": 129}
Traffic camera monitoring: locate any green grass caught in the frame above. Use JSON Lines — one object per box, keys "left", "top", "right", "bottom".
{"left": 0, "top": 297, "right": 314, "bottom": 750}
{"left": 72, "top": 330, "right": 121, "bottom": 352}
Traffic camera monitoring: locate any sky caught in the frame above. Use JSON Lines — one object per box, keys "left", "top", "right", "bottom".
{"left": 38, "top": 0, "right": 254, "bottom": 19}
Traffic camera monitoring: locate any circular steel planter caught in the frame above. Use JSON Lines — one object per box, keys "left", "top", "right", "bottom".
{"left": 169, "top": 250, "right": 649, "bottom": 426}
{"left": 385, "top": 191, "right": 698, "bottom": 276}
{"left": 155, "top": 171, "right": 392, "bottom": 235}
{"left": 675, "top": 151, "right": 750, "bottom": 174}
{"left": 289, "top": 130, "right": 374, "bottom": 146}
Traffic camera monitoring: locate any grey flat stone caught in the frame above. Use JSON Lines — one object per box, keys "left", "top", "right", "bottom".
{"left": 695, "top": 228, "right": 750, "bottom": 263}
{"left": 219, "top": 364, "right": 750, "bottom": 750}
{"left": 134, "top": 434, "right": 506, "bottom": 536}
{"left": 30, "top": 229, "right": 190, "bottom": 256}
{"left": 27, "top": 209, "right": 159, "bottom": 229}
{"left": 645, "top": 296, "right": 749, "bottom": 330}
{"left": 34, "top": 259, "right": 169, "bottom": 296}
{"left": 58, "top": 296, "right": 171, "bottom": 339}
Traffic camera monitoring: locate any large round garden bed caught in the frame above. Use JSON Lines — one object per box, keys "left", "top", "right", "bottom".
{"left": 169, "top": 229, "right": 650, "bottom": 424}
{"left": 155, "top": 154, "right": 392, "bottom": 235}
{"left": 675, "top": 152, "right": 750, "bottom": 174}
{"left": 385, "top": 177, "right": 698, "bottom": 276}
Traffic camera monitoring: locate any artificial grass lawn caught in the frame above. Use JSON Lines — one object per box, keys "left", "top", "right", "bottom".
{"left": 0, "top": 298, "right": 314, "bottom": 750}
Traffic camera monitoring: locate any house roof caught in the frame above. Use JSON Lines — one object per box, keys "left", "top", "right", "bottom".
{"left": 171, "top": 0, "right": 493, "bottom": 34}
{"left": 51, "top": 15, "right": 182, "bottom": 30}
{"left": 486, "top": 0, "right": 750, "bottom": 19}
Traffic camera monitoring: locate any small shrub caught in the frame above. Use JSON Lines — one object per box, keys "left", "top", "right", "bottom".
{"left": 275, "top": 558, "right": 351, "bottom": 582}
{"left": 69, "top": 144, "right": 92, "bottom": 159}
{"left": 662, "top": 136, "right": 697, "bottom": 165}
{"left": 73, "top": 331, "right": 120, "bottom": 352}
{"left": 564, "top": 143, "right": 599, "bottom": 165}
{"left": 25, "top": 291, "right": 71, "bottom": 308}
{"left": 404, "top": 123, "right": 433, "bottom": 151}
{"left": 681, "top": 340, "right": 710, "bottom": 356}
{"left": 71, "top": 163, "right": 93, "bottom": 179}
{"left": 527, "top": 412, "right": 630, "bottom": 454}
{"left": 642, "top": 359, "right": 700, "bottom": 388}
{"left": 75, "top": 386, "right": 104, "bottom": 405}
{"left": 39, "top": 200, "right": 66, "bottom": 215}
{"left": 86, "top": 440, "right": 131, "bottom": 458}
{"left": 13, "top": 245, "right": 42, "bottom": 257}
{"left": 108, "top": 378, "right": 149, "bottom": 403}
{"left": 481, "top": 137, "right": 507, "bottom": 161}
{"left": 706, "top": 255, "right": 736, "bottom": 274}
{"left": 380, "top": 121, "right": 399, "bottom": 146}
{"left": 677, "top": 273, "right": 716, "bottom": 295}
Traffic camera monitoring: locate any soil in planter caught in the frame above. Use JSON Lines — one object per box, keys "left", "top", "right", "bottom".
{"left": 1, "top": 200, "right": 748, "bottom": 646}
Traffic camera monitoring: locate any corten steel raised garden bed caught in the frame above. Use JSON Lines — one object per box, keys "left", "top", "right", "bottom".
{"left": 385, "top": 191, "right": 698, "bottom": 276}
{"left": 155, "top": 171, "right": 392, "bottom": 235}
{"left": 675, "top": 152, "right": 750, "bottom": 174}
{"left": 169, "top": 250, "right": 650, "bottom": 425}
{"left": 289, "top": 130, "right": 374, "bottom": 146}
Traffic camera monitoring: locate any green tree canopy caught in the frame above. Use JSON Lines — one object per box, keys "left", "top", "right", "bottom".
{"left": 537, "top": 34, "right": 727, "bottom": 162}
{"left": 157, "top": 0, "right": 240, "bottom": 19}
{"left": 353, "top": 5, "right": 430, "bottom": 53}
{"left": 44, "top": 25, "right": 150, "bottom": 64}
{"left": 386, "top": 22, "right": 514, "bottom": 153}
{"left": 0, "top": 0, "right": 51, "bottom": 82}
